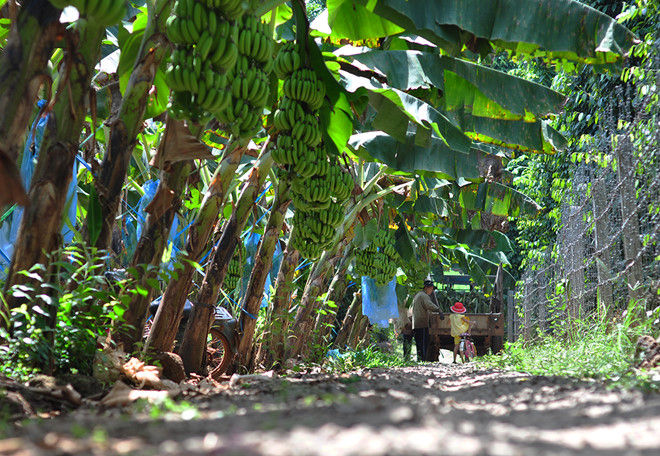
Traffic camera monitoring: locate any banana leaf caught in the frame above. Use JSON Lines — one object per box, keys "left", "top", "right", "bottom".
{"left": 359, "top": 0, "right": 636, "bottom": 65}
{"left": 343, "top": 49, "right": 565, "bottom": 120}
{"left": 350, "top": 131, "right": 485, "bottom": 181}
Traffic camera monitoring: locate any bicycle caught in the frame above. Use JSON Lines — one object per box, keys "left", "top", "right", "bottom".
{"left": 459, "top": 332, "right": 476, "bottom": 362}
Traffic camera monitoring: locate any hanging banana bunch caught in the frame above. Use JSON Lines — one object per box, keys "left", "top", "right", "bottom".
{"left": 214, "top": 14, "right": 275, "bottom": 137}
{"left": 402, "top": 260, "right": 430, "bottom": 291}
{"left": 48, "top": 0, "right": 127, "bottom": 25}
{"left": 354, "top": 230, "right": 400, "bottom": 286}
{"left": 164, "top": 0, "right": 247, "bottom": 121}
{"left": 270, "top": 42, "right": 353, "bottom": 260}
{"left": 224, "top": 242, "right": 246, "bottom": 293}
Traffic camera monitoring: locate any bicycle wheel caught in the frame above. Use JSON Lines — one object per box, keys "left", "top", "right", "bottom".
{"left": 465, "top": 340, "right": 476, "bottom": 361}
{"left": 207, "top": 327, "right": 232, "bottom": 379}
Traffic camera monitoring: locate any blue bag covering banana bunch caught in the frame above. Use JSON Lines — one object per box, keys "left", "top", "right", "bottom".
{"left": 165, "top": 0, "right": 248, "bottom": 121}
{"left": 214, "top": 14, "right": 274, "bottom": 137}
{"left": 270, "top": 42, "right": 354, "bottom": 259}
{"left": 224, "top": 241, "right": 246, "bottom": 292}
{"left": 354, "top": 230, "right": 400, "bottom": 286}
{"left": 48, "top": 0, "right": 127, "bottom": 25}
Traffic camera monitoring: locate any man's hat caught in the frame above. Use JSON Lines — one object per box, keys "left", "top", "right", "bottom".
{"left": 451, "top": 302, "right": 466, "bottom": 313}
{"left": 423, "top": 279, "right": 435, "bottom": 289}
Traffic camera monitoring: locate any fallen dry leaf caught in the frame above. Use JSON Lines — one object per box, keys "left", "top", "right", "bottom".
{"left": 99, "top": 381, "right": 171, "bottom": 407}
{"left": 121, "top": 358, "right": 163, "bottom": 389}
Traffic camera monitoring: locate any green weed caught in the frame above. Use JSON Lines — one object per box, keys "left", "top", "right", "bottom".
{"left": 480, "top": 300, "right": 660, "bottom": 391}
{"left": 324, "top": 345, "right": 415, "bottom": 373}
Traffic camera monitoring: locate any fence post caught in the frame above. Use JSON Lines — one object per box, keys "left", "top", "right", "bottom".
{"left": 591, "top": 176, "right": 614, "bottom": 317}
{"left": 615, "top": 135, "right": 643, "bottom": 304}
{"left": 506, "top": 291, "right": 514, "bottom": 342}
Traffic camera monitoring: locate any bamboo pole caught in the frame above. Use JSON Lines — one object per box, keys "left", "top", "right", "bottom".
{"left": 313, "top": 250, "right": 350, "bottom": 344}
{"left": 334, "top": 291, "right": 361, "bottom": 348}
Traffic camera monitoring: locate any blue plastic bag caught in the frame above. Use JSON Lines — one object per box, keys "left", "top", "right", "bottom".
{"left": 361, "top": 276, "right": 398, "bottom": 328}
{"left": 129, "top": 179, "right": 184, "bottom": 268}
{"left": 239, "top": 234, "right": 285, "bottom": 308}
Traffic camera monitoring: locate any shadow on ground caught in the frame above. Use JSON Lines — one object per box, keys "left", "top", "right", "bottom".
{"left": 2, "top": 364, "right": 659, "bottom": 455}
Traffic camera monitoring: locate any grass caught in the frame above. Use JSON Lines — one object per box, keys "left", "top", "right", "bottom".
{"left": 479, "top": 303, "right": 660, "bottom": 392}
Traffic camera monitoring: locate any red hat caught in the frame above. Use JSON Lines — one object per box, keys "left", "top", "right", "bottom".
{"left": 451, "top": 302, "right": 466, "bottom": 313}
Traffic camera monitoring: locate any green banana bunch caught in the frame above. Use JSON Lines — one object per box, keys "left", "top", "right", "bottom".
{"left": 282, "top": 69, "right": 325, "bottom": 111}
{"left": 224, "top": 243, "right": 247, "bottom": 292}
{"left": 236, "top": 15, "right": 274, "bottom": 64}
{"left": 289, "top": 231, "right": 324, "bottom": 260}
{"left": 273, "top": 42, "right": 302, "bottom": 79}
{"left": 49, "top": 0, "right": 126, "bottom": 25}
{"left": 165, "top": 0, "right": 246, "bottom": 122}
{"left": 214, "top": 14, "right": 274, "bottom": 138}
{"left": 354, "top": 229, "right": 400, "bottom": 286}
{"left": 202, "top": 0, "right": 245, "bottom": 20}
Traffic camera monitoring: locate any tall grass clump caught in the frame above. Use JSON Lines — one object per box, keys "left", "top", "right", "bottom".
{"left": 481, "top": 300, "right": 660, "bottom": 391}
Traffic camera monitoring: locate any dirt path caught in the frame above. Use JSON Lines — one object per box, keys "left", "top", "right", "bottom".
{"left": 2, "top": 363, "right": 660, "bottom": 455}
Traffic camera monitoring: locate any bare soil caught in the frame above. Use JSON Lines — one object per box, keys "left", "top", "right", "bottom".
{"left": 1, "top": 363, "right": 659, "bottom": 455}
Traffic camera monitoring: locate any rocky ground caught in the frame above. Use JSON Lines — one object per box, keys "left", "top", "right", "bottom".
{"left": 1, "top": 360, "right": 659, "bottom": 456}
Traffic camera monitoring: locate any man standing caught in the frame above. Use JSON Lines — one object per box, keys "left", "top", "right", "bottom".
{"left": 411, "top": 280, "right": 442, "bottom": 362}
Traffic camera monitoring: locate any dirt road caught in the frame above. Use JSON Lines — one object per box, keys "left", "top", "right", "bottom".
{"left": 2, "top": 363, "right": 659, "bottom": 455}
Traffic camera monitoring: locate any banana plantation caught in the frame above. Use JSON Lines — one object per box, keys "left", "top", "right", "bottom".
{"left": 0, "top": 0, "right": 658, "bottom": 454}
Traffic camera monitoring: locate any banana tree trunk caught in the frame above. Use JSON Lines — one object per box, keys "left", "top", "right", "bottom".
{"left": 334, "top": 291, "right": 361, "bottom": 349}
{"left": 0, "top": 0, "right": 61, "bottom": 207}
{"left": 254, "top": 238, "right": 299, "bottom": 368}
{"left": 3, "top": 21, "right": 105, "bottom": 312}
{"left": 178, "top": 150, "right": 273, "bottom": 374}
{"left": 348, "top": 313, "right": 369, "bottom": 350}
{"left": 92, "top": 0, "right": 174, "bottom": 249}
{"left": 145, "top": 139, "right": 247, "bottom": 354}
{"left": 313, "top": 252, "right": 350, "bottom": 343}
{"left": 233, "top": 179, "right": 290, "bottom": 372}
{"left": 113, "top": 158, "right": 191, "bottom": 352}
{"left": 287, "top": 236, "right": 352, "bottom": 359}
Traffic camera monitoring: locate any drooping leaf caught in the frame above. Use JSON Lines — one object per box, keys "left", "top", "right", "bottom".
{"left": 445, "top": 109, "right": 567, "bottom": 154}
{"left": 366, "top": 0, "right": 636, "bottom": 65}
{"left": 458, "top": 182, "right": 541, "bottom": 217}
{"left": 87, "top": 185, "right": 103, "bottom": 246}
{"left": 340, "top": 70, "right": 472, "bottom": 153}
{"left": 326, "top": 0, "right": 405, "bottom": 40}
{"left": 344, "top": 49, "right": 566, "bottom": 120}
{"left": 350, "top": 131, "right": 484, "bottom": 180}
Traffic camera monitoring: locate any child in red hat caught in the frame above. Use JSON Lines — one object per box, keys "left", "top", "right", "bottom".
{"left": 449, "top": 302, "right": 474, "bottom": 363}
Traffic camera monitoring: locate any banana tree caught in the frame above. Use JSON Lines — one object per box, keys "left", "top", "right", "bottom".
{"left": 91, "top": 0, "right": 175, "bottom": 250}
{"left": 144, "top": 137, "right": 247, "bottom": 354}
{"left": 233, "top": 174, "right": 291, "bottom": 372}
{"left": 0, "top": 0, "right": 62, "bottom": 208}
{"left": 3, "top": 11, "right": 113, "bottom": 315}
{"left": 113, "top": 145, "right": 193, "bottom": 352}
{"left": 253, "top": 237, "right": 299, "bottom": 368}
{"left": 178, "top": 148, "right": 274, "bottom": 374}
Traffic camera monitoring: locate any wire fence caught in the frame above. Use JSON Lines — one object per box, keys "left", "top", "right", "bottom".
{"left": 508, "top": 81, "right": 660, "bottom": 341}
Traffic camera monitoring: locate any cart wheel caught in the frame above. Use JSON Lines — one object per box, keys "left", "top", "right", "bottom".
{"left": 207, "top": 327, "right": 232, "bottom": 379}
